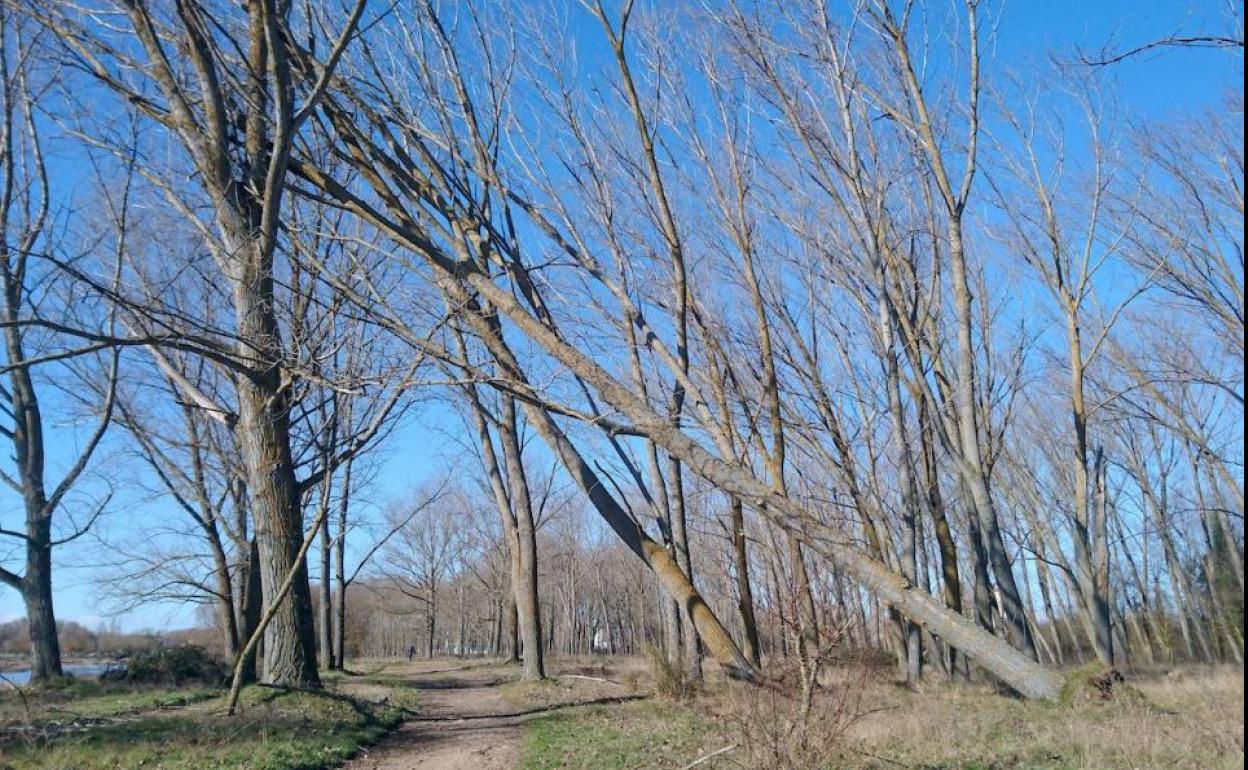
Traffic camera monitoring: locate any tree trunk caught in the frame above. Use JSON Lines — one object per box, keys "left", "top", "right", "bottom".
{"left": 498, "top": 397, "right": 546, "bottom": 680}
{"left": 235, "top": 539, "right": 263, "bottom": 684}
{"left": 1064, "top": 310, "right": 1114, "bottom": 666}
{"left": 457, "top": 259, "right": 1058, "bottom": 696}
{"left": 966, "top": 512, "right": 997, "bottom": 637}
{"left": 23, "top": 539, "right": 62, "bottom": 683}
{"left": 667, "top": 456, "right": 703, "bottom": 680}
{"left": 333, "top": 460, "right": 351, "bottom": 670}
{"left": 1028, "top": 531, "right": 1066, "bottom": 665}
{"left": 2, "top": 289, "right": 64, "bottom": 683}
{"left": 301, "top": 128, "right": 1065, "bottom": 698}
{"left": 919, "top": 398, "right": 966, "bottom": 678}
{"left": 505, "top": 590, "right": 520, "bottom": 662}
{"left": 231, "top": 232, "right": 319, "bottom": 688}
{"left": 662, "top": 592, "right": 683, "bottom": 667}
{"left": 730, "top": 497, "right": 762, "bottom": 668}
{"left": 212, "top": 552, "right": 240, "bottom": 662}
{"left": 885, "top": 7, "right": 1037, "bottom": 663}
{"left": 881, "top": 286, "right": 923, "bottom": 684}
{"left": 237, "top": 372, "right": 320, "bottom": 687}
{"left": 317, "top": 472, "right": 334, "bottom": 670}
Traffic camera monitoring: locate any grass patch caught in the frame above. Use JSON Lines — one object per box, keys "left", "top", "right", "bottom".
{"left": 500, "top": 675, "right": 641, "bottom": 713}
{"left": 518, "top": 667, "right": 1242, "bottom": 770}
{"left": 0, "top": 684, "right": 415, "bottom": 770}
{"left": 826, "top": 667, "right": 1244, "bottom": 770}
{"left": 43, "top": 687, "right": 221, "bottom": 720}
{"left": 0, "top": 681, "right": 221, "bottom": 726}
{"left": 519, "top": 700, "right": 719, "bottom": 770}
{"left": 498, "top": 677, "right": 574, "bottom": 708}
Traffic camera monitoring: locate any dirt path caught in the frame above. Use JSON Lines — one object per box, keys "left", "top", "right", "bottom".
{"left": 338, "top": 662, "right": 524, "bottom": 770}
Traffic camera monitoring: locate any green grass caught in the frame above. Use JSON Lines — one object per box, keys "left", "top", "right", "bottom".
{"left": 0, "top": 685, "right": 417, "bottom": 770}
{"left": 519, "top": 700, "right": 718, "bottom": 770}
{"left": 0, "top": 681, "right": 221, "bottom": 725}
{"left": 50, "top": 687, "right": 222, "bottom": 720}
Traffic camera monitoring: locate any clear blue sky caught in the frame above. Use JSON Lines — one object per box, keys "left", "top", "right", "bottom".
{"left": 1, "top": 0, "right": 1241, "bottom": 634}
{"left": 999, "top": 0, "right": 1240, "bottom": 110}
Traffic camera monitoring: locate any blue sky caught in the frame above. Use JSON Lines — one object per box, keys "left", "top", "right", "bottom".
{"left": 1, "top": 0, "right": 1241, "bottom": 634}
{"left": 999, "top": 0, "right": 1240, "bottom": 111}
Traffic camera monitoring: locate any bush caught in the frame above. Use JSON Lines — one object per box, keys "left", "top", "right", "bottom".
{"left": 1058, "top": 661, "right": 1151, "bottom": 707}
{"left": 121, "top": 645, "right": 228, "bottom": 687}
{"left": 645, "top": 644, "right": 689, "bottom": 700}
{"left": 711, "top": 656, "right": 869, "bottom": 770}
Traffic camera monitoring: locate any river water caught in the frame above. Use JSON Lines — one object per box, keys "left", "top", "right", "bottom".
{"left": 1, "top": 664, "right": 121, "bottom": 686}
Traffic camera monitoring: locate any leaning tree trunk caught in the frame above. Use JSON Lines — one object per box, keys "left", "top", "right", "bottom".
{"left": 452, "top": 284, "right": 756, "bottom": 677}
{"left": 516, "top": 391, "right": 758, "bottom": 680}
{"left": 294, "top": 111, "right": 1066, "bottom": 699}
{"left": 457, "top": 270, "right": 1064, "bottom": 698}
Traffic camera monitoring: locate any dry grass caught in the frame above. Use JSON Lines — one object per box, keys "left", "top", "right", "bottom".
{"left": 518, "top": 660, "right": 1243, "bottom": 770}
{"left": 829, "top": 666, "right": 1244, "bottom": 770}
{"left": 499, "top": 657, "right": 648, "bottom": 710}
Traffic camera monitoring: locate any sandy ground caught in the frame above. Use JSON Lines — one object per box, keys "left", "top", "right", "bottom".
{"left": 338, "top": 662, "right": 524, "bottom": 770}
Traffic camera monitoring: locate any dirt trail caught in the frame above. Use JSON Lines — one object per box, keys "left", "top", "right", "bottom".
{"left": 339, "top": 662, "right": 524, "bottom": 770}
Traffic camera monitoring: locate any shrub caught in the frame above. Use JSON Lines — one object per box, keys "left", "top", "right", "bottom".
{"left": 121, "top": 645, "right": 228, "bottom": 687}
{"left": 644, "top": 644, "right": 689, "bottom": 700}
{"left": 709, "top": 653, "right": 870, "bottom": 770}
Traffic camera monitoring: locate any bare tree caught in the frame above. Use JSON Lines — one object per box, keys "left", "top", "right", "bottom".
{"left": 0, "top": 8, "right": 120, "bottom": 682}
{"left": 15, "top": 0, "right": 416, "bottom": 687}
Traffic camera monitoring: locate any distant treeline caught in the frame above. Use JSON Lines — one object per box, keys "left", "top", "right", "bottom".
{"left": 0, "top": 618, "right": 211, "bottom": 659}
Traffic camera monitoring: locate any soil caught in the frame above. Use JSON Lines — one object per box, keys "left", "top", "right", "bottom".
{"left": 338, "top": 662, "right": 524, "bottom": 770}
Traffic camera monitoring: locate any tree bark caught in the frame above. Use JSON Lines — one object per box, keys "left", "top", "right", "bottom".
{"left": 236, "top": 365, "right": 319, "bottom": 687}
{"left": 318, "top": 489, "right": 334, "bottom": 670}
{"left": 237, "top": 539, "right": 262, "bottom": 684}
{"left": 22, "top": 539, "right": 62, "bottom": 683}
{"left": 730, "top": 497, "right": 762, "bottom": 668}
{"left": 920, "top": 398, "right": 966, "bottom": 677}
{"left": 333, "top": 458, "right": 351, "bottom": 669}
{"left": 505, "top": 590, "right": 520, "bottom": 662}
{"left": 498, "top": 397, "right": 546, "bottom": 680}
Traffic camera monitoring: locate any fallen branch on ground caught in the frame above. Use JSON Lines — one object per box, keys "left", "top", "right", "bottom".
{"left": 557, "top": 674, "right": 625, "bottom": 687}
{"left": 679, "top": 744, "right": 737, "bottom": 769}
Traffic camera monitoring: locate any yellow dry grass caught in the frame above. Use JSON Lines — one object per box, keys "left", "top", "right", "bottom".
{"left": 831, "top": 666, "right": 1244, "bottom": 769}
